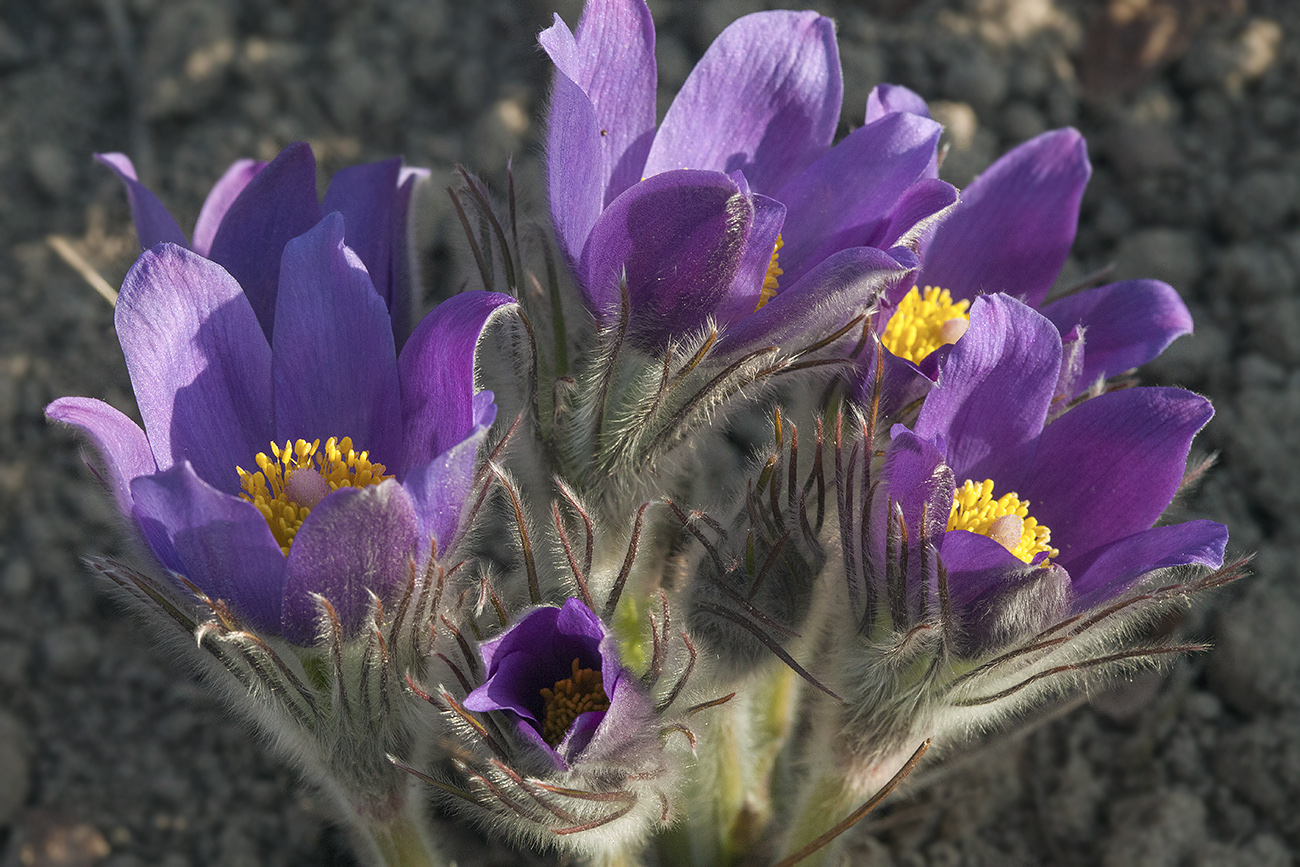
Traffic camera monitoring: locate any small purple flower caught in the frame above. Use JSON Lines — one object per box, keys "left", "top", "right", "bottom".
{"left": 861, "top": 128, "right": 1194, "bottom": 409}
{"left": 542, "top": 1, "right": 948, "bottom": 351}
{"left": 49, "top": 208, "right": 515, "bottom": 645}
{"left": 464, "top": 598, "right": 650, "bottom": 770}
{"left": 877, "top": 294, "right": 1226, "bottom": 643}
{"left": 97, "top": 142, "right": 428, "bottom": 342}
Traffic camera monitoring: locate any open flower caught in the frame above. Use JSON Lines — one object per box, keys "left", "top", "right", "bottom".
{"left": 48, "top": 214, "right": 515, "bottom": 645}
{"left": 97, "top": 141, "right": 428, "bottom": 342}
{"left": 542, "top": 1, "right": 948, "bottom": 351}
{"left": 463, "top": 598, "right": 651, "bottom": 770}
{"left": 861, "top": 128, "right": 1194, "bottom": 409}
{"left": 878, "top": 293, "right": 1226, "bottom": 644}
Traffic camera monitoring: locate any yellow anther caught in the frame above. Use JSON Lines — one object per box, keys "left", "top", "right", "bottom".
{"left": 538, "top": 658, "right": 610, "bottom": 747}
{"left": 754, "top": 235, "right": 784, "bottom": 311}
{"left": 236, "top": 436, "right": 392, "bottom": 555}
{"left": 948, "top": 478, "right": 1058, "bottom": 565}
{"left": 881, "top": 285, "right": 972, "bottom": 364}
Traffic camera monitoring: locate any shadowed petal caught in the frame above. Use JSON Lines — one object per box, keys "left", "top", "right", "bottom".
{"left": 115, "top": 243, "right": 272, "bottom": 494}
{"left": 1041, "top": 280, "right": 1193, "bottom": 391}
{"left": 718, "top": 246, "right": 914, "bottom": 356}
{"left": 397, "top": 291, "right": 516, "bottom": 473}
{"left": 272, "top": 213, "right": 402, "bottom": 465}
{"left": 95, "top": 153, "right": 188, "bottom": 249}
{"left": 644, "top": 11, "right": 841, "bottom": 194}
{"left": 207, "top": 142, "right": 321, "bottom": 339}
{"left": 322, "top": 158, "right": 402, "bottom": 312}
{"left": 46, "top": 397, "right": 158, "bottom": 513}
{"left": 938, "top": 529, "right": 1038, "bottom": 609}
{"left": 131, "top": 462, "right": 285, "bottom": 633}
{"left": 918, "top": 129, "right": 1090, "bottom": 308}
{"left": 193, "top": 159, "right": 265, "bottom": 257}
{"left": 545, "top": 67, "right": 606, "bottom": 270}
{"left": 402, "top": 417, "right": 493, "bottom": 555}
{"left": 579, "top": 169, "right": 752, "bottom": 348}
{"left": 915, "top": 295, "right": 1061, "bottom": 489}
{"left": 1069, "top": 520, "right": 1229, "bottom": 610}
{"left": 714, "top": 192, "right": 785, "bottom": 326}
{"left": 1019, "top": 386, "right": 1213, "bottom": 564}
{"left": 540, "top": 0, "right": 657, "bottom": 205}
{"left": 389, "top": 167, "right": 430, "bottom": 344}
{"left": 774, "top": 112, "right": 943, "bottom": 285}
{"left": 865, "top": 83, "right": 931, "bottom": 123}
{"left": 280, "top": 479, "right": 418, "bottom": 645}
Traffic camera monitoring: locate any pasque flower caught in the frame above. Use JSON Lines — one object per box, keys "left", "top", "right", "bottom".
{"left": 463, "top": 598, "right": 651, "bottom": 770}
{"left": 863, "top": 128, "right": 1194, "bottom": 408}
{"left": 97, "top": 141, "right": 427, "bottom": 341}
{"left": 878, "top": 293, "right": 1227, "bottom": 643}
{"left": 48, "top": 212, "right": 515, "bottom": 645}
{"left": 542, "top": 0, "right": 951, "bottom": 351}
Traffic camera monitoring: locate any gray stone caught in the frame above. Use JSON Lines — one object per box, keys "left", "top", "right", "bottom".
{"left": 941, "top": 45, "right": 1009, "bottom": 112}
{"left": 0, "top": 711, "right": 29, "bottom": 826}
{"left": 1101, "top": 788, "right": 1208, "bottom": 867}
{"left": 138, "top": 0, "right": 236, "bottom": 120}
{"left": 1112, "top": 227, "right": 1204, "bottom": 291}
{"left": 1219, "top": 170, "right": 1300, "bottom": 239}
{"left": 40, "top": 624, "right": 101, "bottom": 680}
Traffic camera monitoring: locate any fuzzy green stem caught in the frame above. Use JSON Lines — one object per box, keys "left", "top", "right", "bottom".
{"left": 359, "top": 796, "right": 443, "bottom": 867}
{"left": 780, "top": 774, "right": 857, "bottom": 867}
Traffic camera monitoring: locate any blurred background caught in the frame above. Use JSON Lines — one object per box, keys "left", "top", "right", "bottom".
{"left": 1, "top": 0, "right": 1296, "bottom": 864}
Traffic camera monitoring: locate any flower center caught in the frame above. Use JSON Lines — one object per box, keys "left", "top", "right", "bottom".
{"left": 881, "top": 285, "right": 971, "bottom": 364}
{"left": 237, "top": 437, "right": 392, "bottom": 555}
{"left": 754, "top": 235, "right": 784, "bottom": 311}
{"left": 948, "top": 479, "right": 1058, "bottom": 565}
{"left": 539, "top": 658, "right": 610, "bottom": 747}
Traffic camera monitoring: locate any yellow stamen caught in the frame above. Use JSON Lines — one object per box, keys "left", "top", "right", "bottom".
{"left": 881, "top": 285, "right": 972, "bottom": 364}
{"left": 539, "top": 658, "right": 610, "bottom": 747}
{"left": 948, "top": 479, "right": 1058, "bottom": 565}
{"left": 236, "top": 437, "right": 392, "bottom": 555}
{"left": 754, "top": 235, "right": 784, "bottom": 310}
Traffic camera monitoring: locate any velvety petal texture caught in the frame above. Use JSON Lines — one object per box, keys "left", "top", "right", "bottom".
{"left": 464, "top": 599, "right": 641, "bottom": 769}
{"left": 882, "top": 293, "right": 1224, "bottom": 634}
{"left": 94, "top": 153, "right": 188, "bottom": 250}
{"left": 917, "top": 129, "right": 1090, "bottom": 307}
{"left": 56, "top": 153, "right": 500, "bottom": 648}
{"left": 543, "top": 5, "right": 949, "bottom": 351}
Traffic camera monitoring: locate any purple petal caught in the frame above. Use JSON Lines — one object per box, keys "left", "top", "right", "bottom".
{"left": 280, "top": 479, "right": 418, "bottom": 645}
{"left": 207, "top": 142, "right": 321, "bottom": 339}
{"left": 918, "top": 129, "right": 1090, "bottom": 308}
{"left": 115, "top": 244, "right": 272, "bottom": 494}
{"left": 193, "top": 159, "right": 265, "bottom": 257}
{"left": 540, "top": 0, "right": 657, "bottom": 205}
{"left": 714, "top": 192, "right": 786, "bottom": 326}
{"left": 130, "top": 462, "right": 285, "bottom": 633}
{"left": 774, "top": 112, "right": 944, "bottom": 286}
{"left": 881, "top": 429, "right": 954, "bottom": 547}
{"left": 865, "top": 83, "right": 931, "bottom": 123}
{"left": 397, "top": 291, "right": 516, "bottom": 474}
{"left": 1018, "top": 386, "right": 1214, "bottom": 564}
{"left": 937, "top": 529, "right": 1040, "bottom": 610}
{"left": 1041, "top": 280, "right": 1193, "bottom": 391}
{"left": 322, "top": 158, "right": 402, "bottom": 312}
{"left": 95, "top": 153, "right": 188, "bottom": 250}
{"left": 643, "top": 11, "right": 841, "bottom": 194}
{"left": 271, "top": 213, "right": 402, "bottom": 465}
{"left": 1069, "top": 520, "right": 1228, "bottom": 610}
{"left": 389, "top": 167, "right": 430, "bottom": 344}
{"left": 564, "top": 667, "right": 652, "bottom": 765}
{"left": 914, "top": 295, "right": 1061, "bottom": 489}
{"left": 877, "top": 178, "right": 959, "bottom": 251}
{"left": 46, "top": 397, "right": 158, "bottom": 513}
{"left": 718, "top": 246, "right": 915, "bottom": 357}
{"left": 579, "top": 169, "right": 752, "bottom": 349}
{"left": 402, "top": 416, "right": 492, "bottom": 555}
{"left": 545, "top": 67, "right": 606, "bottom": 271}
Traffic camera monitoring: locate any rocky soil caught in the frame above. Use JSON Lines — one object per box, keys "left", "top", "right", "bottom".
{"left": 1, "top": 0, "right": 1297, "bottom": 864}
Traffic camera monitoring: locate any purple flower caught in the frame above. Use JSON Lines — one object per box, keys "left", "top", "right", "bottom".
{"left": 97, "top": 142, "right": 428, "bottom": 342}
{"left": 541, "top": 1, "right": 949, "bottom": 351}
{"left": 463, "top": 598, "right": 650, "bottom": 770}
{"left": 49, "top": 211, "right": 515, "bottom": 645}
{"left": 877, "top": 294, "right": 1226, "bottom": 643}
{"left": 862, "top": 128, "right": 1194, "bottom": 408}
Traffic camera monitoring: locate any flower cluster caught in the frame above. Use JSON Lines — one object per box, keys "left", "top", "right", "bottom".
{"left": 47, "top": 1, "right": 1239, "bottom": 866}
